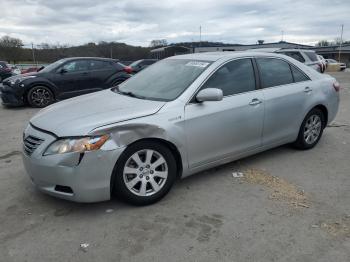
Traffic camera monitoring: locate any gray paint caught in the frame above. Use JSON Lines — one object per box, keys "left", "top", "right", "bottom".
{"left": 22, "top": 52, "right": 340, "bottom": 202}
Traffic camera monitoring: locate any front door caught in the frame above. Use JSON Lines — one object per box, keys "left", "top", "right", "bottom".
{"left": 185, "top": 58, "right": 264, "bottom": 168}
{"left": 52, "top": 59, "right": 92, "bottom": 99}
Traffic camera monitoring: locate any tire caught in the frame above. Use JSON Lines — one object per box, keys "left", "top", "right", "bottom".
{"left": 112, "top": 141, "right": 177, "bottom": 205}
{"left": 27, "top": 86, "right": 54, "bottom": 108}
{"left": 293, "top": 108, "right": 325, "bottom": 150}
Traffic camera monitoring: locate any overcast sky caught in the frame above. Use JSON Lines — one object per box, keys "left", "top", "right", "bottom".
{"left": 0, "top": 0, "right": 348, "bottom": 47}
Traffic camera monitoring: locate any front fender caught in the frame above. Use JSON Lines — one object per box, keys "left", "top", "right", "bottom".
{"left": 89, "top": 110, "right": 189, "bottom": 177}
{"left": 23, "top": 78, "right": 59, "bottom": 97}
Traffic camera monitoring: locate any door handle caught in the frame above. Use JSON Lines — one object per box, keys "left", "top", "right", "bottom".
{"left": 304, "top": 87, "right": 312, "bottom": 93}
{"left": 249, "top": 98, "right": 262, "bottom": 106}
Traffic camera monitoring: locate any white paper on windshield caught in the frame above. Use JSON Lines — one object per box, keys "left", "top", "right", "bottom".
{"left": 185, "top": 61, "right": 210, "bottom": 68}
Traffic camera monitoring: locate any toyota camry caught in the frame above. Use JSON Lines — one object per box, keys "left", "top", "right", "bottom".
{"left": 22, "top": 52, "right": 340, "bottom": 205}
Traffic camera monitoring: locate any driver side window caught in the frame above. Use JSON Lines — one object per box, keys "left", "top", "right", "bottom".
{"left": 60, "top": 60, "right": 88, "bottom": 73}
{"left": 201, "top": 58, "right": 256, "bottom": 96}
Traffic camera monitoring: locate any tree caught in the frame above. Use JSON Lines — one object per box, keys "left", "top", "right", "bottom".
{"left": 0, "top": 35, "right": 24, "bottom": 63}
{"left": 150, "top": 39, "right": 168, "bottom": 48}
{"left": 316, "top": 40, "right": 330, "bottom": 47}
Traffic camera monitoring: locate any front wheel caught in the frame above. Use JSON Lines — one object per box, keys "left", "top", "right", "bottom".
{"left": 293, "top": 108, "right": 325, "bottom": 150}
{"left": 112, "top": 141, "right": 177, "bottom": 205}
{"left": 27, "top": 86, "right": 54, "bottom": 108}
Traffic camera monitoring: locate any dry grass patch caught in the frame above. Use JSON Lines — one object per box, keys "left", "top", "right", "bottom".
{"left": 319, "top": 216, "right": 350, "bottom": 237}
{"left": 241, "top": 168, "right": 309, "bottom": 208}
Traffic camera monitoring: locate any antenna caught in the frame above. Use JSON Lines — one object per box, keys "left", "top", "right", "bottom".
{"left": 199, "top": 25, "right": 202, "bottom": 46}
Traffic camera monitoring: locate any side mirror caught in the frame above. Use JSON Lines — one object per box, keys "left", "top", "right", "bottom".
{"left": 196, "top": 88, "right": 223, "bottom": 102}
{"left": 59, "top": 68, "right": 67, "bottom": 74}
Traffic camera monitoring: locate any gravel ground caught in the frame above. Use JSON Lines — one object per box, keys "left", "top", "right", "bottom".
{"left": 0, "top": 72, "right": 349, "bottom": 262}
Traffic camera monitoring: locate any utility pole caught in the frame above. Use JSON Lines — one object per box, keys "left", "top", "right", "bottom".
{"left": 338, "top": 24, "right": 344, "bottom": 62}
{"left": 281, "top": 30, "right": 284, "bottom": 42}
{"left": 199, "top": 26, "right": 202, "bottom": 47}
{"left": 31, "top": 43, "right": 36, "bottom": 65}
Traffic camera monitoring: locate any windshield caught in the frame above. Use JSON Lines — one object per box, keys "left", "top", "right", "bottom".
{"left": 115, "top": 59, "right": 212, "bottom": 101}
{"left": 40, "top": 59, "right": 66, "bottom": 73}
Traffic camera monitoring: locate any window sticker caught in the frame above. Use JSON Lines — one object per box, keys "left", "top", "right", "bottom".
{"left": 185, "top": 61, "right": 210, "bottom": 68}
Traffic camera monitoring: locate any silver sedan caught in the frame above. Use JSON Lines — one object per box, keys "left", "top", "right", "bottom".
{"left": 22, "top": 52, "right": 340, "bottom": 205}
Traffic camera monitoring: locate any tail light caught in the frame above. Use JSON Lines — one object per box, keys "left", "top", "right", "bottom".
{"left": 123, "top": 66, "right": 133, "bottom": 74}
{"left": 333, "top": 81, "right": 340, "bottom": 92}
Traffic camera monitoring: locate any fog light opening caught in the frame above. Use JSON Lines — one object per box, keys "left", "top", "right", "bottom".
{"left": 54, "top": 185, "right": 73, "bottom": 194}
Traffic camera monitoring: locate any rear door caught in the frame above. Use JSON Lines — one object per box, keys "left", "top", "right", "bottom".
{"left": 256, "top": 57, "right": 313, "bottom": 145}
{"left": 185, "top": 58, "right": 265, "bottom": 168}
{"left": 86, "top": 59, "right": 116, "bottom": 89}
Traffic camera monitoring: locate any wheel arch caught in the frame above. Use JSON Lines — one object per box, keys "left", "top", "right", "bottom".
{"left": 25, "top": 83, "right": 57, "bottom": 103}
{"left": 312, "top": 104, "right": 328, "bottom": 128}
{"left": 109, "top": 137, "right": 183, "bottom": 197}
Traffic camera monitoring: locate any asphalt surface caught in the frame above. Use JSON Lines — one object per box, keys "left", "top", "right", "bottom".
{"left": 0, "top": 72, "right": 349, "bottom": 262}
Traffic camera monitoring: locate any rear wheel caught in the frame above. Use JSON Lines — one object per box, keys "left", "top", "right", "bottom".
{"left": 113, "top": 141, "right": 177, "bottom": 205}
{"left": 293, "top": 108, "right": 325, "bottom": 149}
{"left": 27, "top": 86, "right": 54, "bottom": 108}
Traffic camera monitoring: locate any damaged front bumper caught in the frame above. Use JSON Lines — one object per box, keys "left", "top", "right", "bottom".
{"left": 22, "top": 124, "right": 125, "bottom": 203}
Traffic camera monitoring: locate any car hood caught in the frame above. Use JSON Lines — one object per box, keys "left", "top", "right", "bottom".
{"left": 30, "top": 89, "right": 166, "bottom": 137}
{"left": 4, "top": 72, "right": 40, "bottom": 83}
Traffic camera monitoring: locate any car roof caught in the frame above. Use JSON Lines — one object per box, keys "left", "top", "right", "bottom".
{"left": 61, "top": 57, "right": 120, "bottom": 62}
{"left": 167, "top": 51, "right": 292, "bottom": 62}
{"left": 276, "top": 49, "right": 316, "bottom": 53}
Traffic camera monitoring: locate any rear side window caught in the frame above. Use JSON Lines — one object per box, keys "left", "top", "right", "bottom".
{"left": 257, "top": 58, "right": 293, "bottom": 88}
{"left": 282, "top": 52, "right": 305, "bottom": 63}
{"left": 304, "top": 52, "right": 318, "bottom": 62}
{"left": 291, "top": 66, "right": 310, "bottom": 82}
{"left": 201, "top": 58, "right": 256, "bottom": 96}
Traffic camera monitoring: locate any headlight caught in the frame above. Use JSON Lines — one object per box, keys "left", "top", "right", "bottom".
{"left": 10, "top": 76, "right": 36, "bottom": 85}
{"left": 43, "top": 135, "right": 109, "bottom": 156}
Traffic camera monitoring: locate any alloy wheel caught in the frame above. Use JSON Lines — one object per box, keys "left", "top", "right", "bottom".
{"left": 303, "top": 114, "right": 322, "bottom": 144}
{"left": 123, "top": 149, "right": 168, "bottom": 196}
{"left": 30, "top": 88, "right": 52, "bottom": 107}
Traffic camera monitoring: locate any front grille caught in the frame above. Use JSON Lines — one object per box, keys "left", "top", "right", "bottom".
{"left": 23, "top": 135, "right": 44, "bottom": 156}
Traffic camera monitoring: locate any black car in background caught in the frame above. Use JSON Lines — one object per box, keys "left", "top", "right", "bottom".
{"left": 129, "top": 59, "right": 158, "bottom": 73}
{"left": 1, "top": 57, "right": 132, "bottom": 107}
{"left": 0, "top": 61, "right": 15, "bottom": 82}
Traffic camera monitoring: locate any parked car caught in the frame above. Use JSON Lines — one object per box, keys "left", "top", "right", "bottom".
{"left": 22, "top": 52, "right": 339, "bottom": 205}
{"left": 0, "top": 61, "right": 15, "bottom": 82}
{"left": 275, "top": 49, "right": 323, "bottom": 73}
{"left": 325, "top": 59, "right": 346, "bottom": 71}
{"left": 129, "top": 59, "right": 158, "bottom": 73}
{"left": 1, "top": 57, "right": 132, "bottom": 107}
{"left": 8, "top": 64, "right": 21, "bottom": 75}
{"left": 317, "top": 55, "right": 327, "bottom": 73}
{"left": 21, "top": 66, "right": 41, "bottom": 74}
